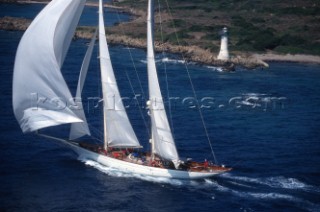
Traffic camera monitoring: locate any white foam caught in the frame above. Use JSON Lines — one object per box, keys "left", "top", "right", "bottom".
{"left": 264, "top": 177, "right": 307, "bottom": 189}
{"left": 205, "top": 66, "right": 224, "bottom": 72}
{"left": 203, "top": 179, "right": 230, "bottom": 192}
{"left": 220, "top": 173, "right": 318, "bottom": 192}
{"left": 161, "top": 57, "right": 186, "bottom": 64}
{"left": 228, "top": 180, "right": 254, "bottom": 188}
{"left": 204, "top": 179, "right": 215, "bottom": 185}
{"left": 202, "top": 177, "right": 297, "bottom": 201}
{"left": 140, "top": 57, "right": 185, "bottom": 65}
{"left": 246, "top": 192, "right": 295, "bottom": 200}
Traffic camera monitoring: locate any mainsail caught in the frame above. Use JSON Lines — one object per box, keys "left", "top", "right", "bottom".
{"left": 13, "top": 0, "right": 87, "bottom": 133}
{"left": 98, "top": 0, "right": 141, "bottom": 148}
{"left": 69, "top": 29, "right": 97, "bottom": 140}
{"left": 147, "top": 0, "right": 179, "bottom": 163}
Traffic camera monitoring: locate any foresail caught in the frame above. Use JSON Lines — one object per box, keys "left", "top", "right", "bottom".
{"left": 69, "top": 29, "right": 97, "bottom": 140}
{"left": 147, "top": 0, "right": 179, "bottom": 162}
{"left": 99, "top": 0, "right": 141, "bottom": 148}
{"left": 13, "top": 0, "right": 87, "bottom": 133}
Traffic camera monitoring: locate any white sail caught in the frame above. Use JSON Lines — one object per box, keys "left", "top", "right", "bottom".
{"left": 98, "top": 0, "right": 141, "bottom": 148}
{"left": 13, "top": 0, "right": 87, "bottom": 133}
{"left": 69, "top": 29, "right": 97, "bottom": 140}
{"left": 147, "top": 0, "right": 179, "bottom": 162}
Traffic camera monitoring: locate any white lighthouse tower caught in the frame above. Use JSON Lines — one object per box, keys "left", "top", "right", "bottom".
{"left": 217, "top": 27, "right": 230, "bottom": 61}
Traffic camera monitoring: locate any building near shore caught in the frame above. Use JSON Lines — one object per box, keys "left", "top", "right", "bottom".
{"left": 217, "top": 27, "right": 230, "bottom": 61}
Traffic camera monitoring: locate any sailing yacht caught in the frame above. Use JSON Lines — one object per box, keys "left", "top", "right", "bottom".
{"left": 13, "top": 0, "right": 231, "bottom": 179}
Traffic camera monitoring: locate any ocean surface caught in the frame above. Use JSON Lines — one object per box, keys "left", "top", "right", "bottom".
{"left": 0, "top": 2, "right": 320, "bottom": 212}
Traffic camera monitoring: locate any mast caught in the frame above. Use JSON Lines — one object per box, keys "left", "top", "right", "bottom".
{"left": 99, "top": 0, "right": 109, "bottom": 150}
{"left": 98, "top": 0, "right": 141, "bottom": 149}
{"left": 147, "top": 0, "right": 179, "bottom": 167}
{"left": 103, "top": 110, "right": 108, "bottom": 150}
{"left": 147, "top": 0, "right": 155, "bottom": 160}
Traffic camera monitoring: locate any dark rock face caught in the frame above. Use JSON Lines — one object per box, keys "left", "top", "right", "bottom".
{"left": 0, "top": 17, "right": 31, "bottom": 31}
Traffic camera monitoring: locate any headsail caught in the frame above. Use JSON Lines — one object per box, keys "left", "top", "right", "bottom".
{"left": 13, "top": 0, "right": 87, "bottom": 133}
{"left": 147, "top": 0, "right": 179, "bottom": 163}
{"left": 69, "top": 29, "right": 98, "bottom": 140}
{"left": 98, "top": 0, "right": 141, "bottom": 148}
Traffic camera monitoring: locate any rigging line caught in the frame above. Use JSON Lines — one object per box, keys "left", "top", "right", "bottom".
{"left": 125, "top": 71, "right": 150, "bottom": 137}
{"left": 156, "top": 0, "right": 175, "bottom": 137}
{"left": 111, "top": 1, "right": 146, "bottom": 100}
{"left": 164, "top": 0, "right": 218, "bottom": 164}
{"left": 111, "top": 1, "right": 151, "bottom": 139}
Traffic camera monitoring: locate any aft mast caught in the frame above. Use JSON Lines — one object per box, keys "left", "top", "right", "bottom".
{"left": 98, "top": 0, "right": 108, "bottom": 149}
{"left": 147, "top": 0, "right": 179, "bottom": 167}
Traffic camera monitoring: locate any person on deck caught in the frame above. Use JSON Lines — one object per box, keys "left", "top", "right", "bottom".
{"left": 204, "top": 159, "right": 209, "bottom": 169}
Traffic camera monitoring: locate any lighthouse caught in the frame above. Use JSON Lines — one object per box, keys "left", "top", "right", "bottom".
{"left": 217, "top": 27, "right": 230, "bottom": 60}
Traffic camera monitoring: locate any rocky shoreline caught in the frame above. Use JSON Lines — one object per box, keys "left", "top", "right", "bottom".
{"left": 2, "top": 1, "right": 320, "bottom": 69}
{"left": 0, "top": 16, "right": 269, "bottom": 70}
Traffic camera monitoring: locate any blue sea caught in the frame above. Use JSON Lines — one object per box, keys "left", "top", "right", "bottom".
{"left": 0, "top": 2, "right": 320, "bottom": 212}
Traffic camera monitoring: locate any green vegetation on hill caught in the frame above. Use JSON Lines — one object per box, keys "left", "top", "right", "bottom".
{"left": 114, "top": 0, "right": 320, "bottom": 55}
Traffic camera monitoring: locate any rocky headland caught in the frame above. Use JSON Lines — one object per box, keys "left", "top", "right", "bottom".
{"left": 0, "top": 16, "right": 269, "bottom": 70}
{"left": 1, "top": 0, "right": 320, "bottom": 69}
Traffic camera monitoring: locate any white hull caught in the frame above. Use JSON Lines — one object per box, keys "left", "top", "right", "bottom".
{"left": 48, "top": 136, "right": 227, "bottom": 180}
